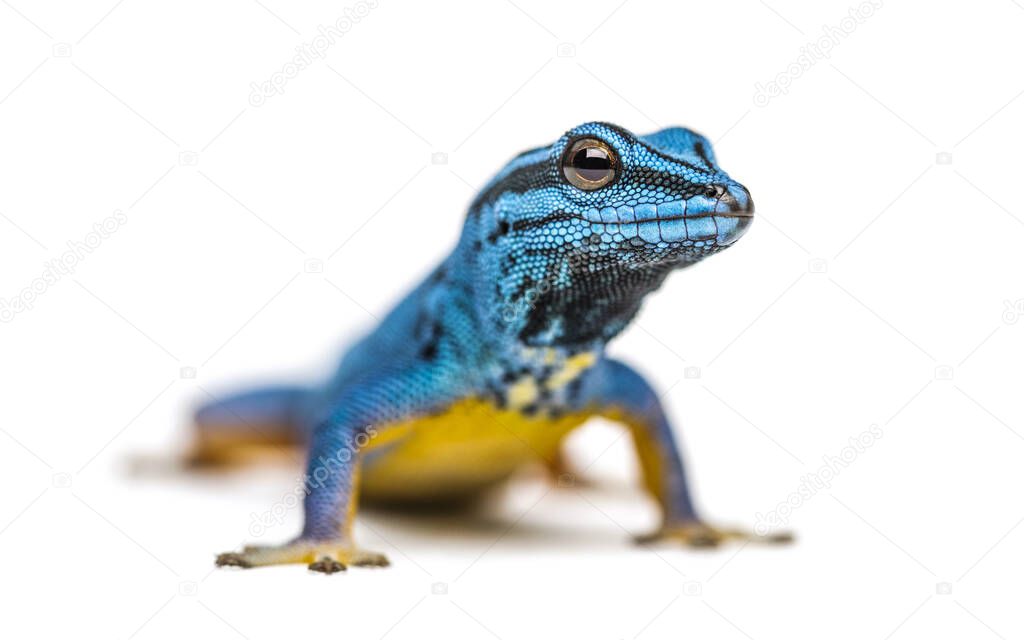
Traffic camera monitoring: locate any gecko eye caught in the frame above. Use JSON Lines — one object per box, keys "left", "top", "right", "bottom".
{"left": 562, "top": 138, "right": 618, "bottom": 190}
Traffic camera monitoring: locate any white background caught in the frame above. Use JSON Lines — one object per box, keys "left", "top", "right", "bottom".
{"left": 2, "top": 0, "right": 1023, "bottom": 637}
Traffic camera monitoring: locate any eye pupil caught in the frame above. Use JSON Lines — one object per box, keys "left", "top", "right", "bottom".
{"left": 572, "top": 147, "right": 611, "bottom": 182}
{"left": 562, "top": 138, "right": 617, "bottom": 190}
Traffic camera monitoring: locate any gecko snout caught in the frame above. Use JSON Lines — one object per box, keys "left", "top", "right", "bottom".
{"left": 715, "top": 183, "right": 754, "bottom": 216}
{"left": 710, "top": 183, "right": 754, "bottom": 246}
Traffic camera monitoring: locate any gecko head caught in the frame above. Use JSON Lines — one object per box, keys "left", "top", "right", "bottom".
{"left": 468, "top": 121, "right": 754, "bottom": 348}
{"left": 558, "top": 121, "right": 753, "bottom": 256}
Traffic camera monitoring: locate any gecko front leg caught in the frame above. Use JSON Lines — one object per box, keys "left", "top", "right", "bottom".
{"left": 214, "top": 448, "right": 387, "bottom": 573}
{"left": 215, "top": 362, "right": 460, "bottom": 573}
{"left": 579, "top": 358, "right": 792, "bottom": 547}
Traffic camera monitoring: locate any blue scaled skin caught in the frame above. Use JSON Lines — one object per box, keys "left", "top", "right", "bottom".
{"left": 198, "top": 122, "right": 787, "bottom": 573}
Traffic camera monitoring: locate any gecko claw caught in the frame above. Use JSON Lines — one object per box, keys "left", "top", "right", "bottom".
{"left": 349, "top": 551, "right": 390, "bottom": 567}
{"left": 309, "top": 557, "right": 347, "bottom": 574}
{"left": 635, "top": 521, "right": 794, "bottom": 548}
{"left": 214, "top": 540, "right": 390, "bottom": 571}
{"left": 758, "top": 531, "right": 795, "bottom": 544}
{"left": 215, "top": 552, "right": 252, "bottom": 568}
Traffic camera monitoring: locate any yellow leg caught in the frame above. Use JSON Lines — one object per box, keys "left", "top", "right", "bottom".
{"left": 587, "top": 359, "right": 792, "bottom": 548}
{"left": 622, "top": 413, "right": 792, "bottom": 547}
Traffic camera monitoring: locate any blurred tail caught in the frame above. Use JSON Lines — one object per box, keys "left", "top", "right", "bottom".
{"left": 186, "top": 385, "right": 311, "bottom": 468}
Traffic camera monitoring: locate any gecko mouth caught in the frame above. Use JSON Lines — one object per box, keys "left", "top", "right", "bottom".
{"left": 580, "top": 196, "right": 754, "bottom": 244}
{"left": 637, "top": 211, "right": 754, "bottom": 222}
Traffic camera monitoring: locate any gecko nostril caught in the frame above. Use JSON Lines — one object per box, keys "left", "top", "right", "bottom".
{"left": 716, "top": 184, "right": 753, "bottom": 215}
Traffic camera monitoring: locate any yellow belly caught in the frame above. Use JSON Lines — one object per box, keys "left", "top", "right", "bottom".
{"left": 361, "top": 398, "right": 592, "bottom": 503}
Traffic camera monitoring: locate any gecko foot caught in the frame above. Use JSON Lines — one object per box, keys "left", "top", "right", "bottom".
{"left": 215, "top": 540, "right": 390, "bottom": 572}
{"left": 636, "top": 521, "right": 793, "bottom": 548}
{"left": 308, "top": 556, "right": 346, "bottom": 574}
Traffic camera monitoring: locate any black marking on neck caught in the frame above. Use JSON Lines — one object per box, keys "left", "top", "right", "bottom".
{"left": 473, "top": 160, "right": 550, "bottom": 207}
{"left": 416, "top": 320, "right": 443, "bottom": 361}
{"left": 518, "top": 259, "right": 674, "bottom": 348}
{"left": 486, "top": 220, "right": 511, "bottom": 243}
{"left": 694, "top": 141, "right": 714, "bottom": 170}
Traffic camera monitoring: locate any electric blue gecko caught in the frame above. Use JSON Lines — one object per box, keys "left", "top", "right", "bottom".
{"left": 194, "top": 121, "right": 789, "bottom": 573}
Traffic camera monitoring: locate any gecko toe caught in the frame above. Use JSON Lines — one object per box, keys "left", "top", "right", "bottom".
{"left": 759, "top": 531, "right": 795, "bottom": 544}
{"left": 350, "top": 551, "right": 390, "bottom": 567}
{"left": 215, "top": 552, "right": 252, "bottom": 568}
{"left": 308, "top": 557, "right": 347, "bottom": 574}
{"left": 636, "top": 521, "right": 791, "bottom": 548}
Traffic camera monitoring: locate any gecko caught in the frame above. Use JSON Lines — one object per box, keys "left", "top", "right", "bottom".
{"left": 193, "top": 121, "right": 790, "bottom": 573}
